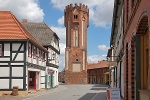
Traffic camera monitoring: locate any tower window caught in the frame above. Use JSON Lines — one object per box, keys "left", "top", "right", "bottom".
{"left": 74, "top": 15, "right": 78, "bottom": 19}
{"left": 73, "top": 28, "right": 78, "bottom": 47}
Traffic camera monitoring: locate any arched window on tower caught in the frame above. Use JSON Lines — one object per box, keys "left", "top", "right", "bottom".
{"left": 73, "top": 27, "right": 78, "bottom": 47}
{"left": 74, "top": 15, "right": 78, "bottom": 19}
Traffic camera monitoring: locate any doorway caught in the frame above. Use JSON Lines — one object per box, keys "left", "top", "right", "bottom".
{"left": 28, "top": 71, "right": 36, "bottom": 90}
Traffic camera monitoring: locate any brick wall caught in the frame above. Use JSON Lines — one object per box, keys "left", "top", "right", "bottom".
{"left": 123, "top": 0, "right": 150, "bottom": 99}
{"left": 64, "top": 4, "right": 89, "bottom": 84}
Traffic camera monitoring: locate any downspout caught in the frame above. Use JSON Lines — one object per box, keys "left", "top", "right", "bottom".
{"left": 116, "top": 66, "right": 117, "bottom": 87}
{"left": 119, "top": 60, "right": 122, "bottom": 98}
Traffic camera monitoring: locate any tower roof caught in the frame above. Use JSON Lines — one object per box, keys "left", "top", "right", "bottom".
{"left": 65, "top": 3, "right": 89, "bottom": 13}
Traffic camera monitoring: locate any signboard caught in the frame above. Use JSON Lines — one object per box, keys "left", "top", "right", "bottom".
{"left": 47, "top": 69, "right": 54, "bottom": 74}
{"left": 106, "top": 88, "right": 120, "bottom": 100}
{"left": 109, "top": 61, "right": 117, "bottom": 66}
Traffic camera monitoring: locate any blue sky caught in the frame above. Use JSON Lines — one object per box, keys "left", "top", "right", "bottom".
{"left": 0, "top": 0, "right": 114, "bottom": 71}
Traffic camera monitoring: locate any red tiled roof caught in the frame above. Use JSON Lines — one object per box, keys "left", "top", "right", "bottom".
{"left": 0, "top": 11, "right": 48, "bottom": 52}
{"left": 87, "top": 61, "right": 109, "bottom": 69}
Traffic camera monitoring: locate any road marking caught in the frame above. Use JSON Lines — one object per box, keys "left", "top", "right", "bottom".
{"left": 91, "top": 90, "right": 106, "bottom": 100}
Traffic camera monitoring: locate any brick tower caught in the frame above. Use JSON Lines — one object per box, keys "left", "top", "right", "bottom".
{"left": 64, "top": 3, "right": 89, "bottom": 84}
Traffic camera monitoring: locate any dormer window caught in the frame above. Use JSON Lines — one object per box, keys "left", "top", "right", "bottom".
{"left": 74, "top": 15, "right": 78, "bottom": 19}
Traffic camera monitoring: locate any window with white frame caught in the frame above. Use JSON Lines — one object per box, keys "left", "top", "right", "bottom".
{"left": 28, "top": 43, "right": 31, "bottom": 57}
{"left": 74, "top": 27, "right": 78, "bottom": 47}
{"left": 42, "top": 51, "right": 45, "bottom": 62}
{"left": 33, "top": 46, "right": 36, "bottom": 59}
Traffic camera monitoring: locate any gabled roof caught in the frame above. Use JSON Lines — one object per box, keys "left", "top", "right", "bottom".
{"left": 0, "top": 11, "right": 48, "bottom": 52}
{"left": 22, "top": 21, "right": 55, "bottom": 46}
{"left": 87, "top": 61, "right": 109, "bottom": 70}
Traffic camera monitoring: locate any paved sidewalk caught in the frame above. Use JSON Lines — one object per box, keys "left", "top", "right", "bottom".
{"left": 0, "top": 85, "right": 67, "bottom": 100}
{"left": 0, "top": 84, "right": 124, "bottom": 100}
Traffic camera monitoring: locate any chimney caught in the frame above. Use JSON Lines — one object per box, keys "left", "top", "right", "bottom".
{"left": 22, "top": 19, "right": 27, "bottom": 23}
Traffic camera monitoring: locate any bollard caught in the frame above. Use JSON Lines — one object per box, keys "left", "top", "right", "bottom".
{"left": 12, "top": 86, "right": 18, "bottom": 96}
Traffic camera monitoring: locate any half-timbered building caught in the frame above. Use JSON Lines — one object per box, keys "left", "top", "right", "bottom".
{"left": 0, "top": 11, "right": 48, "bottom": 94}
{"left": 22, "top": 20, "right": 60, "bottom": 89}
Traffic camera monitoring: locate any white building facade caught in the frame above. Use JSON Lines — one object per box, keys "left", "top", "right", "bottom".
{"left": 0, "top": 11, "right": 48, "bottom": 93}
{"left": 107, "top": 0, "right": 124, "bottom": 98}
{"left": 22, "top": 21, "right": 60, "bottom": 89}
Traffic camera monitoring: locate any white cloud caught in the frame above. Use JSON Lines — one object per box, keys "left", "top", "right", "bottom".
{"left": 58, "top": 16, "right": 64, "bottom": 25}
{"left": 88, "top": 55, "right": 107, "bottom": 63}
{"left": 91, "top": 0, "right": 114, "bottom": 27}
{"left": 58, "top": 55, "right": 65, "bottom": 72}
{"left": 50, "top": 0, "right": 114, "bottom": 27}
{"left": 59, "top": 43, "right": 66, "bottom": 55}
{"left": 0, "top": 0, "right": 44, "bottom": 22}
{"left": 50, "top": 26, "right": 66, "bottom": 43}
{"left": 98, "top": 45, "right": 109, "bottom": 51}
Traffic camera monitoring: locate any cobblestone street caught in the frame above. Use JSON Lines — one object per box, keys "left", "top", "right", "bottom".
{"left": 0, "top": 84, "right": 109, "bottom": 100}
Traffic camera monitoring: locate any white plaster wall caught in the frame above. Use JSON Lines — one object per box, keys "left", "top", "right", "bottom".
{"left": 48, "top": 47, "right": 59, "bottom": 66}
{"left": 36, "top": 72, "right": 41, "bottom": 90}
{"left": 12, "top": 43, "right": 24, "bottom": 51}
{"left": 46, "top": 67, "right": 58, "bottom": 87}
{"left": 12, "top": 53, "right": 24, "bottom": 61}
{"left": 26, "top": 66, "right": 28, "bottom": 90}
{"left": 111, "top": 70, "right": 114, "bottom": 87}
{"left": 0, "top": 79, "right": 9, "bottom": 89}
{"left": 28, "top": 68, "right": 40, "bottom": 72}
{"left": 11, "top": 63, "right": 24, "bottom": 65}
{"left": 0, "top": 67, "right": 9, "bottom": 77}
{"left": 12, "top": 67, "right": 23, "bottom": 77}
{"left": 28, "top": 57, "right": 31, "bottom": 63}
{"left": 41, "top": 70, "right": 45, "bottom": 89}
{"left": 0, "top": 63, "right": 8, "bottom": 65}
{"left": 33, "top": 58, "right": 36, "bottom": 64}
{"left": 4, "top": 43, "right": 10, "bottom": 56}
{"left": 12, "top": 79, "right": 23, "bottom": 89}
{"left": 41, "top": 70, "right": 45, "bottom": 76}
{"left": 0, "top": 58, "right": 10, "bottom": 61}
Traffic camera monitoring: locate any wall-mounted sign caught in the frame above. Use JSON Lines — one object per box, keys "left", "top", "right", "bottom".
{"left": 109, "top": 61, "right": 117, "bottom": 66}
{"left": 47, "top": 69, "right": 54, "bottom": 74}
{"left": 106, "top": 88, "right": 120, "bottom": 100}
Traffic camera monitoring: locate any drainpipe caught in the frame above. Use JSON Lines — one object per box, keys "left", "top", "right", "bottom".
{"left": 119, "top": 60, "right": 122, "bottom": 98}
{"left": 116, "top": 66, "right": 117, "bottom": 87}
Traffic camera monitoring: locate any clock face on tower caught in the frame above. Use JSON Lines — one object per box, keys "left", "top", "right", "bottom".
{"left": 64, "top": 3, "right": 89, "bottom": 84}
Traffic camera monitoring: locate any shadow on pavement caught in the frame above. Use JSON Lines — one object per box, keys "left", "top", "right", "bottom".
{"left": 92, "top": 84, "right": 109, "bottom": 87}
{"left": 93, "top": 92, "right": 107, "bottom": 100}
{"left": 78, "top": 93, "right": 97, "bottom": 100}
{"left": 90, "top": 88, "right": 107, "bottom": 90}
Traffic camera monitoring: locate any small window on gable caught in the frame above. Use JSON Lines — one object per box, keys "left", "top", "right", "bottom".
{"left": 28, "top": 43, "right": 31, "bottom": 57}
{"left": 0, "top": 44, "right": 2, "bottom": 56}
{"left": 74, "top": 15, "right": 78, "bottom": 19}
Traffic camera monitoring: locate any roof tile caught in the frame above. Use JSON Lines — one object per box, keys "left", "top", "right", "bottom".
{"left": 87, "top": 61, "right": 109, "bottom": 69}
{"left": 0, "top": 11, "right": 48, "bottom": 52}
